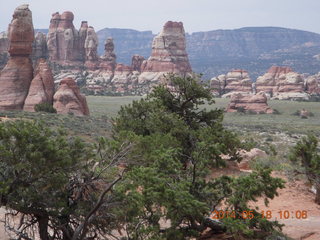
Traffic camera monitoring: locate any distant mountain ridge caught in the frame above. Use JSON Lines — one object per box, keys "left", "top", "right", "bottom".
{"left": 4, "top": 27, "right": 320, "bottom": 80}
{"left": 96, "top": 26, "right": 320, "bottom": 79}
{"left": 96, "top": 28, "right": 154, "bottom": 64}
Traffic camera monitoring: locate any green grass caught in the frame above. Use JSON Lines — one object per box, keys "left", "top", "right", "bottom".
{"left": 87, "top": 96, "right": 320, "bottom": 136}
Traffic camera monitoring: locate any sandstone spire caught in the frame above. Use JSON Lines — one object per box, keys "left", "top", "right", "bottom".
{"left": 138, "top": 21, "right": 192, "bottom": 84}
{"left": 0, "top": 4, "right": 34, "bottom": 110}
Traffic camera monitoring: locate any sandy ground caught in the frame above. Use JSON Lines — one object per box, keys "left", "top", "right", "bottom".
{"left": 252, "top": 176, "right": 320, "bottom": 240}
{"left": 0, "top": 208, "right": 10, "bottom": 240}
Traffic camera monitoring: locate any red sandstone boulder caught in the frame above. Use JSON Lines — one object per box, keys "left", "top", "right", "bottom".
{"left": 138, "top": 21, "right": 192, "bottom": 84}
{"left": 226, "top": 92, "right": 273, "bottom": 114}
{"left": 23, "top": 59, "right": 55, "bottom": 112}
{"left": 53, "top": 77, "right": 89, "bottom": 116}
{"left": 0, "top": 5, "right": 34, "bottom": 110}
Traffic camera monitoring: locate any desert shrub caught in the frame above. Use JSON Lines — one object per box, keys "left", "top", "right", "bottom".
{"left": 290, "top": 135, "right": 320, "bottom": 204}
{"left": 291, "top": 110, "right": 300, "bottom": 116}
{"left": 248, "top": 110, "right": 258, "bottom": 115}
{"left": 236, "top": 106, "right": 246, "bottom": 113}
{"left": 34, "top": 102, "right": 57, "bottom": 113}
{"left": 272, "top": 109, "right": 281, "bottom": 115}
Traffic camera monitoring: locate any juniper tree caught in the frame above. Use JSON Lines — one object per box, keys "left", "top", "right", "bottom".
{"left": 290, "top": 135, "right": 320, "bottom": 204}
{"left": 113, "top": 74, "right": 285, "bottom": 239}
{"left": 0, "top": 120, "right": 130, "bottom": 240}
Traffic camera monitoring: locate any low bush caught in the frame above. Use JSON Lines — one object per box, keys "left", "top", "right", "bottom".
{"left": 34, "top": 102, "right": 57, "bottom": 113}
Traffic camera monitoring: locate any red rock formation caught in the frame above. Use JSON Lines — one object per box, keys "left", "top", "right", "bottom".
{"left": 224, "top": 69, "right": 252, "bottom": 93}
{"left": 100, "top": 37, "right": 116, "bottom": 71}
{"left": 210, "top": 74, "right": 226, "bottom": 96}
{"left": 0, "top": 4, "right": 34, "bottom": 110}
{"left": 131, "top": 55, "right": 145, "bottom": 72}
{"left": 210, "top": 69, "right": 252, "bottom": 97}
{"left": 255, "top": 66, "right": 305, "bottom": 97}
{"left": 0, "top": 32, "right": 8, "bottom": 53}
{"left": 47, "top": 11, "right": 82, "bottom": 63}
{"left": 112, "top": 64, "right": 133, "bottom": 87}
{"left": 84, "top": 26, "right": 99, "bottom": 70}
{"left": 139, "top": 21, "right": 192, "bottom": 83}
{"left": 267, "top": 66, "right": 293, "bottom": 77}
{"left": 31, "top": 32, "right": 48, "bottom": 62}
{"left": 53, "top": 77, "right": 89, "bottom": 116}
{"left": 23, "top": 59, "right": 55, "bottom": 112}
{"left": 79, "top": 21, "right": 88, "bottom": 60}
{"left": 305, "top": 73, "right": 320, "bottom": 95}
{"left": 226, "top": 92, "right": 273, "bottom": 114}
{"left": 0, "top": 32, "right": 9, "bottom": 70}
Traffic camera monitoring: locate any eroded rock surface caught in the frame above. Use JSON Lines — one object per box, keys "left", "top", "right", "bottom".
{"left": 47, "top": 11, "right": 82, "bottom": 64}
{"left": 23, "top": 59, "right": 55, "bottom": 112}
{"left": 138, "top": 21, "right": 192, "bottom": 84}
{"left": 226, "top": 92, "right": 273, "bottom": 114}
{"left": 53, "top": 77, "right": 89, "bottom": 116}
{"left": 0, "top": 4, "right": 34, "bottom": 110}
{"left": 210, "top": 69, "right": 252, "bottom": 97}
{"left": 255, "top": 66, "right": 307, "bottom": 100}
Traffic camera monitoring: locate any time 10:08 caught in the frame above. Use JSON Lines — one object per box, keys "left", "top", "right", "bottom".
{"left": 262, "top": 210, "right": 308, "bottom": 219}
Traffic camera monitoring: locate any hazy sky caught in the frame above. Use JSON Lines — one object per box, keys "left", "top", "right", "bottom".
{"left": 1, "top": 0, "right": 320, "bottom": 34}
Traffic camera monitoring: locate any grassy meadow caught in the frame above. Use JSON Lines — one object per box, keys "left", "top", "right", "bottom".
{"left": 87, "top": 96, "right": 320, "bottom": 136}
{"left": 85, "top": 96, "right": 320, "bottom": 172}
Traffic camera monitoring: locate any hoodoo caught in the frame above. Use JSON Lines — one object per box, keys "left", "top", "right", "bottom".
{"left": 0, "top": 4, "right": 34, "bottom": 110}
{"left": 138, "top": 21, "right": 192, "bottom": 85}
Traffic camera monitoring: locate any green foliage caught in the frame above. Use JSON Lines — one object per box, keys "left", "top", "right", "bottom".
{"left": 289, "top": 135, "right": 320, "bottom": 204}
{"left": 34, "top": 102, "right": 57, "bottom": 113}
{"left": 0, "top": 120, "right": 127, "bottom": 239}
{"left": 113, "top": 75, "right": 285, "bottom": 239}
{"left": 272, "top": 109, "right": 281, "bottom": 115}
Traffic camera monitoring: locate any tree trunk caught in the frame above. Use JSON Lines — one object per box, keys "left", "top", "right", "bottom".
{"left": 37, "top": 216, "right": 49, "bottom": 240}
{"left": 315, "top": 182, "right": 320, "bottom": 205}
